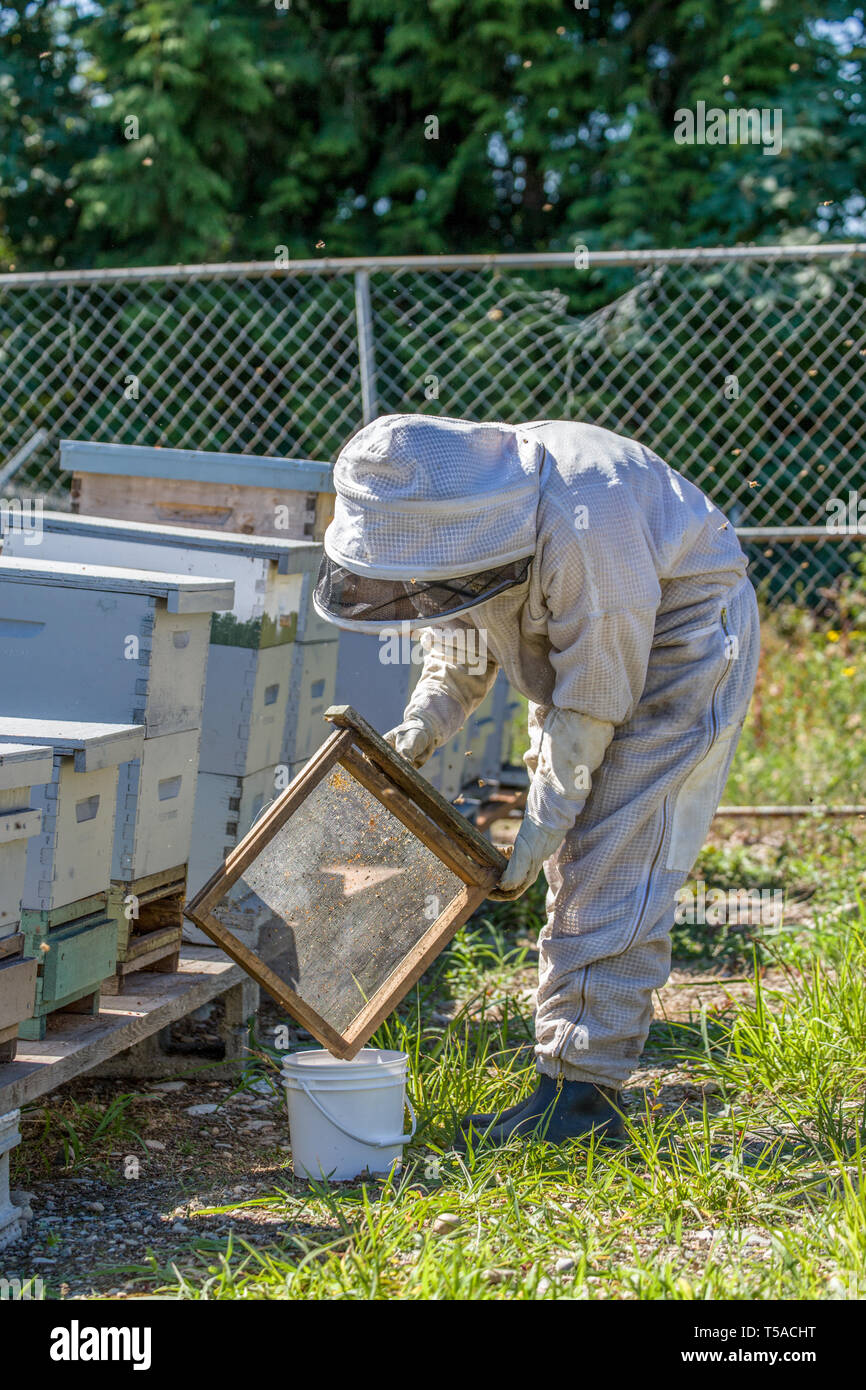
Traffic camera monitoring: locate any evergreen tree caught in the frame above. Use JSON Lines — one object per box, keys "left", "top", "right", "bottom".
{"left": 0, "top": 0, "right": 862, "bottom": 267}
{"left": 72, "top": 0, "right": 271, "bottom": 264}
{"left": 0, "top": 1, "right": 94, "bottom": 268}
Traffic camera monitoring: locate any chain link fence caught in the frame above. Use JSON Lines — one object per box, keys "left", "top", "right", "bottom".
{"left": 1, "top": 246, "right": 864, "bottom": 607}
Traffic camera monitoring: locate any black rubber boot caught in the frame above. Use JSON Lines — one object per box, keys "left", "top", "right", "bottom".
{"left": 462, "top": 1076, "right": 625, "bottom": 1148}
{"left": 457, "top": 1093, "right": 533, "bottom": 1146}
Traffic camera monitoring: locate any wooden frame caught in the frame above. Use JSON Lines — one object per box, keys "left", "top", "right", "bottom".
{"left": 185, "top": 705, "right": 507, "bottom": 1058}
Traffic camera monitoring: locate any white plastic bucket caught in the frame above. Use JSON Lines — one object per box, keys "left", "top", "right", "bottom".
{"left": 282, "top": 1048, "right": 416, "bottom": 1181}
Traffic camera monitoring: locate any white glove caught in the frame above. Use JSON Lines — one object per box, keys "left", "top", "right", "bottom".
{"left": 490, "top": 814, "right": 565, "bottom": 900}
{"left": 383, "top": 718, "right": 435, "bottom": 769}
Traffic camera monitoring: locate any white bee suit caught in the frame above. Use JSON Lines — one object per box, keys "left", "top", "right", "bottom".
{"left": 322, "top": 415, "right": 760, "bottom": 1086}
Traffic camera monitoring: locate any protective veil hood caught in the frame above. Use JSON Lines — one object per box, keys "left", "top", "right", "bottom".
{"left": 323, "top": 414, "right": 543, "bottom": 580}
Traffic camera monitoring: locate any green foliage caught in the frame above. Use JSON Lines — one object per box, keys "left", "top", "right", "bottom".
{"left": 0, "top": 1, "right": 863, "bottom": 269}
{"left": 0, "top": 1, "right": 94, "bottom": 267}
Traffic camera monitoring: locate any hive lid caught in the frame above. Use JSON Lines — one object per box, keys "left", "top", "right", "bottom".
{"left": 60, "top": 439, "right": 333, "bottom": 494}
{"left": 0, "top": 742, "right": 55, "bottom": 793}
{"left": 0, "top": 557, "right": 234, "bottom": 614}
{"left": 185, "top": 705, "right": 507, "bottom": 1059}
{"left": 0, "top": 719, "right": 144, "bottom": 772}
{"left": 24, "top": 511, "right": 321, "bottom": 574}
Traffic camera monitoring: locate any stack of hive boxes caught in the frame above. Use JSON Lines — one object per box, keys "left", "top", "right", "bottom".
{"left": 0, "top": 743, "right": 53, "bottom": 1057}
{"left": 3, "top": 516, "right": 340, "bottom": 919}
{"left": 0, "top": 721, "right": 143, "bottom": 1038}
{"left": 58, "top": 437, "right": 523, "bottom": 803}
{"left": 0, "top": 557, "right": 232, "bottom": 991}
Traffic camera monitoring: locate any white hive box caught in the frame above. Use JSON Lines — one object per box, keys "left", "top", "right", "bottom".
{"left": 2, "top": 510, "right": 320, "bottom": 649}
{"left": 202, "top": 644, "right": 294, "bottom": 776}
{"left": 113, "top": 728, "right": 201, "bottom": 882}
{"left": 424, "top": 726, "right": 469, "bottom": 803}
{"left": 500, "top": 683, "right": 525, "bottom": 769}
{"left": 462, "top": 672, "right": 511, "bottom": 790}
{"left": 333, "top": 629, "right": 413, "bottom": 737}
{"left": 2, "top": 512, "right": 332, "bottom": 778}
{"left": 0, "top": 744, "right": 54, "bottom": 1060}
{"left": 184, "top": 764, "right": 278, "bottom": 940}
{"left": 0, "top": 743, "right": 53, "bottom": 938}
{"left": 0, "top": 559, "right": 233, "bottom": 736}
{"left": 284, "top": 638, "right": 339, "bottom": 764}
{"left": 0, "top": 720, "right": 144, "bottom": 913}
{"left": 406, "top": 651, "right": 468, "bottom": 803}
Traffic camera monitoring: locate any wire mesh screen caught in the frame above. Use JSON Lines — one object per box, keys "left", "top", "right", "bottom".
{"left": 1, "top": 247, "right": 863, "bottom": 606}
{"left": 740, "top": 537, "right": 864, "bottom": 612}
{"left": 208, "top": 765, "right": 462, "bottom": 1034}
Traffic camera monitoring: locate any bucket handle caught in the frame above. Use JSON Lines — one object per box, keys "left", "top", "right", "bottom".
{"left": 295, "top": 1078, "right": 417, "bottom": 1150}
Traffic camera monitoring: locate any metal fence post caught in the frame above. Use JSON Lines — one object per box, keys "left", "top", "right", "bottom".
{"left": 354, "top": 269, "right": 379, "bottom": 424}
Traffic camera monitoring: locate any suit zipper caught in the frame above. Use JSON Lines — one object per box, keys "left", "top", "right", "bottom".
{"left": 707, "top": 605, "right": 732, "bottom": 749}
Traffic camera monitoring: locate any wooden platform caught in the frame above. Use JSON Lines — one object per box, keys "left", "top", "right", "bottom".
{"left": 0, "top": 948, "right": 248, "bottom": 1113}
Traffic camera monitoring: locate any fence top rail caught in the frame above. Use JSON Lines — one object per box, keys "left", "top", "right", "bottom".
{"left": 1, "top": 243, "right": 865, "bottom": 288}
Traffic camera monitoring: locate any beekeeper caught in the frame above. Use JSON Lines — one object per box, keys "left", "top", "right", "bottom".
{"left": 313, "top": 415, "right": 759, "bottom": 1146}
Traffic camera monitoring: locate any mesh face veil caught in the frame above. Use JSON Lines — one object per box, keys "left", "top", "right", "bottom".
{"left": 313, "top": 556, "right": 531, "bottom": 632}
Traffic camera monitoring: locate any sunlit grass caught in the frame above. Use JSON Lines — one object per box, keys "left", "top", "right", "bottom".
{"left": 139, "top": 894, "right": 866, "bottom": 1301}
{"left": 144, "top": 595, "right": 866, "bottom": 1300}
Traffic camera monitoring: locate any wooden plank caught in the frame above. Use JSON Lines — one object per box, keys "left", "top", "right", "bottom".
{"left": 110, "top": 864, "right": 187, "bottom": 906}
{"left": 104, "top": 936, "right": 182, "bottom": 991}
{"left": 0, "top": 956, "right": 38, "bottom": 1033}
{"left": 0, "top": 935, "right": 24, "bottom": 964}
{"left": 125, "top": 924, "right": 181, "bottom": 959}
{"left": 0, "top": 950, "right": 247, "bottom": 1112}
{"left": 73, "top": 473, "right": 329, "bottom": 542}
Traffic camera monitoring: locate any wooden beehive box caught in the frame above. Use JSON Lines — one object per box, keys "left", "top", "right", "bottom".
{"left": 112, "top": 728, "right": 200, "bottom": 882}
{"left": 4, "top": 510, "right": 321, "bottom": 649}
{"left": 0, "top": 720, "right": 144, "bottom": 913}
{"left": 62, "top": 439, "right": 335, "bottom": 540}
{"left": 332, "top": 629, "right": 413, "bottom": 741}
{"left": 0, "top": 558, "right": 232, "bottom": 736}
{"left": 0, "top": 743, "right": 53, "bottom": 938}
{"left": 3, "top": 512, "right": 337, "bottom": 779}
{"left": 0, "top": 744, "right": 53, "bottom": 1061}
{"left": 185, "top": 706, "right": 507, "bottom": 1058}
{"left": 186, "top": 764, "right": 277, "bottom": 902}
{"left": 0, "top": 721, "right": 144, "bottom": 1038}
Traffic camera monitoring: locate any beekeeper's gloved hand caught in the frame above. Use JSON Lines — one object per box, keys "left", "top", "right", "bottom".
{"left": 490, "top": 815, "right": 565, "bottom": 900}
{"left": 383, "top": 717, "right": 435, "bottom": 769}
{"left": 490, "top": 707, "right": 616, "bottom": 901}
